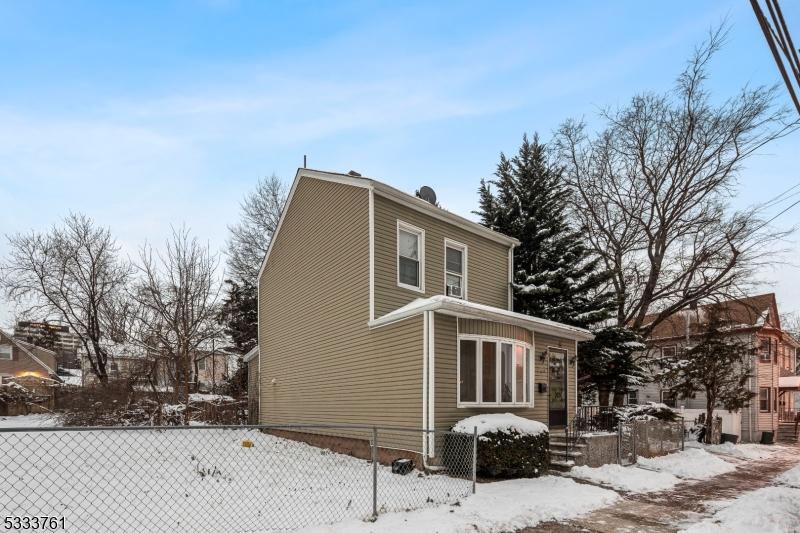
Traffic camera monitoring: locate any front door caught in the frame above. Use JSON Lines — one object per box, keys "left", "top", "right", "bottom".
{"left": 549, "top": 349, "right": 568, "bottom": 428}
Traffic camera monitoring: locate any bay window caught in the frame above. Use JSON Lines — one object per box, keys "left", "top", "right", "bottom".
{"left": 458, "top": 336, "right": 533, "bottom": 407}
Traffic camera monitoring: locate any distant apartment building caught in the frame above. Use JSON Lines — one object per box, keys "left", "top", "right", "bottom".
{"left": 14, "top": 321, "right": 82, "bottom": 367}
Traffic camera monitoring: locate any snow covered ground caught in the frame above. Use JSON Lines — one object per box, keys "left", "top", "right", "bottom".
{"left": 568, "top": 444, "right": 776, "bottom": 493}
{"left": 0, "top": 424, "right": 471, "bottom": 532}
{"left": 0, "top": 414, "right": 61, "bottom": 427}
{"left": 681, "top": 477, "right": 800, "bottom": 532}
{"left": 301, "top": 476, "right": 619, "bottom": 533}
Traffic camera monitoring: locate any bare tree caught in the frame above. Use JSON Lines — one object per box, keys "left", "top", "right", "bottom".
{"left": 226, "top": 174, "right": 287, "bottom": 286}
{"left": 133, "top": 226, "right": 223, "bottom": 401}
{"left": 0, "top": 214, "right": 132, "bottom": 382}
{"left": 556, "top": 25, "right": 797, "bottom": 339}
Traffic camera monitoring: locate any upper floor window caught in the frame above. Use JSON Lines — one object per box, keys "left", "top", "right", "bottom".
{"left": 397, "top": 221, "right": 425, "bottom": 292}
{"left": 0, "top": 345, "right": 11, "bottom": 360}
{"left": 760, "top": 338, "right": 772, "bottom": 362}
{"left": 627, "top": 390, "right": 639, "bottom": 405}
{"left": 444, "top": 239, "right": 467, "bottom": 299}
{"left": 198, "top": 358, "right": 206, "bottom": 371}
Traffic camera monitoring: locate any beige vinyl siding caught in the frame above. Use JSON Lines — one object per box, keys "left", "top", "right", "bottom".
{"left": 373, "top": 194, "right": 509, "bottom": 318}
{"left": 259, "top": 177, "right": 424, "bottom": 452}
{"left": 756, "top": 342, "right": 780, "bottom": 433}
{"left": 432, "top": 315, "right": 576, "bottom": 431}
{"left": 458, "top": 319, "right": 532, "bottom": 344}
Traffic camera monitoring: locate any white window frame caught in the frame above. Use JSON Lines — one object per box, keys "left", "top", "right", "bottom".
{"left": 660, "top": 390, "right": 677, "bottom": 408}
{"left": 660, "top": 345, "right": 677, "bottom": 359}
{"left": 457, "top": 335, "right": 533, "bottom": 408}
{"left": 444, "top": 239, "right": 467, "bottom": 299}
{"left": 0, "top": 345, "right": 11, "bottom": 361}
{"left": 396, "top": 220, "right": 425, "bottom": 293}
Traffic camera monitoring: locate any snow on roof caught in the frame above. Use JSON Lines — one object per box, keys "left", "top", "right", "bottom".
{"left": 452, "top": 413, "right": 548, "bottom": 438}
{"left": 779, "top": 376, "right": 800, "bottom": 389}
{"left": 369, "top": 295, "right": 594, "bottom": 341}
{"left": 243, "top": 345, "right": 259, "bottom": 363}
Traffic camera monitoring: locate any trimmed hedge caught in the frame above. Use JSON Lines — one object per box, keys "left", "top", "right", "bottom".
{"left": 474, "top": 429, "right": 550, "bottom": 478}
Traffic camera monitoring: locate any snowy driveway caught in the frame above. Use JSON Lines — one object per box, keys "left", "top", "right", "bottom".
{"left": 522, "top": 443, "right": 800, "bottom": 533}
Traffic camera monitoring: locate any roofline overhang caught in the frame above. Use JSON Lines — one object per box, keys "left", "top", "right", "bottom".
{"left": 243, "top": 345, "right": 259, "bottom": 363}
{"left": 257, "top": 168, "right": 520, "bottom": 282}
{"left": 368, "top": 295, "right": 594, "bottom": 341}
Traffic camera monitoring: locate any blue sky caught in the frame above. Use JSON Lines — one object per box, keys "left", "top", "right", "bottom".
{"left": 1, "top": 0, "right": 799, "bottom": 323}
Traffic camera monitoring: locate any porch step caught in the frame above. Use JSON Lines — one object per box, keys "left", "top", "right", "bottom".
{"left": 550, "top": 459, "right": 575, "bottom": 472}
{"left": 777, "top": 424, "right": 798, "bottom": 443}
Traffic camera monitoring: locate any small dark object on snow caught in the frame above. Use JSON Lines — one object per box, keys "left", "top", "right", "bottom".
{"left": 391, "top": 458, "right": 414, "bottom": 475}
{"left": 720, "top": 433, "right": 739, "bottom": 444}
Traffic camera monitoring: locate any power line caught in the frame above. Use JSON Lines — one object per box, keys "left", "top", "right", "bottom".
{"left": 751, "top": 0, "right": 800, "bottom": 114}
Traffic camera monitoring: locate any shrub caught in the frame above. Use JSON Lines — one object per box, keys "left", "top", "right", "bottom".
{"left": 451, "top": 413, "right": 549, "bottom": 478}
{"left": 615, "top": 402, "right": 679, "bottom": 422}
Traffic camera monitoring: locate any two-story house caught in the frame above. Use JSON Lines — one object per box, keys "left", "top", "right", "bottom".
{"left": 633, "top": 293, "right": 799, "bottom": 443}
{"left": 256, "top": 168, "right": 592, "bottom": 461}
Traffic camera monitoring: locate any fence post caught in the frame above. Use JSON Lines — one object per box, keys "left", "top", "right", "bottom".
{"left": 681, "top": 418, "right": 685, "bottom": 451}
{"left": 617, "top": 424, "right": 621, "bottom": 464}
{"left": 472, "top": 426, "right": 477, "bottom": 494}
{"left": 372, "top": 426, "right": 378, "bottom": 519}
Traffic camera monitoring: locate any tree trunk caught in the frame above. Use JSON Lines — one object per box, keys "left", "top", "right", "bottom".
{"left": 705, "top": 403, "right": 715, "bottom": 445}
{"left": 598, "top": 388, "right": 610, "bottom": 407}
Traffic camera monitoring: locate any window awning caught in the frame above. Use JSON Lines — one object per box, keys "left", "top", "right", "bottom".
{"left": 368, "top": 295, "right": 594, "bottom": 341}
{"left": 779, "top": 376, "right": 800, "bottom": 390}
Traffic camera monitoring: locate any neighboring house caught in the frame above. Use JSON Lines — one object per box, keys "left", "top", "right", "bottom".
{"left": 633, "top": 293, "right": 800, "bottom": 443}
{"left": 244, "top": 346, "right": 259, "bottom": 423}
{"left": 257, "top": 168, "right": 593, "bottom": 460}
{"left": 80, "top": 344, "right": 232, "bottom": 391}
{"left": 0, "top": 329, "right": 59, "bottom": 382}
{"left": 14, "top": 321, "right": 82, "bottom": 367}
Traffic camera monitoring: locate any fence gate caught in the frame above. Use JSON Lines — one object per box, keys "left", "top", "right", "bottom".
{"left": 618, "top": 421, "right": 637, "bottom": 466}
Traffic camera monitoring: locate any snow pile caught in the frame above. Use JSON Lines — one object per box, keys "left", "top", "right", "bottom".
{"left": 776, "top": 464, "right": 800, "bottom": 489}
{"left": 681, "top": 486, "right": 800, "bottom": 532}
{"left": 0, "top": 414, "right": 61, "bottom": 428}
{"left": 569, "top": 463, "right": 680, "bottom": 493}
{"left": 452, "top": 413, "right": 548, "bottom": 439}
{"left": 302, "top": 476, "right": 619, "bottom": 533}
{"left": 685, "top": 440, "right": 776, "bottom": 460}
{"left": 188, "top": 393, "right": 235, "bottom": 403}
{"left": 638, "top": 448, "right": 735, "bottom": 479}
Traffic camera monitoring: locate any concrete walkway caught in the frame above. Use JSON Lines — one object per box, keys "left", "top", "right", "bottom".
{"left": 520, "top": 444, "right": 800, "bottom": 532}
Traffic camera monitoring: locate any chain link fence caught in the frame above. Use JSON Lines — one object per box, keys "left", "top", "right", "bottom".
{"left": 0, "top": 424, "right": 476, "bottom": 532}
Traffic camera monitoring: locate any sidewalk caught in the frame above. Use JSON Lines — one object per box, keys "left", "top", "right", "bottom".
{"left": 521, "top": 444, "right": 800, "bottom": 532}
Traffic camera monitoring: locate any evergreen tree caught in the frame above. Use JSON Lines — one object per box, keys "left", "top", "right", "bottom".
{"left": 656, "top": 311, "right": 755, "bottom": 443}
{"left": 477, "top": 134, "right": 647, "bottom": 407}
{"left": 476, "top": 134, "right": 615, "bottom": 328}
{"left": 217, "top": 280, "right": 258, "bottom": 354}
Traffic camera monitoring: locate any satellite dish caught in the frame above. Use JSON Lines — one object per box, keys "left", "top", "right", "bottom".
{"left": 418, "top": 186, "right": 437, "bottom": 205}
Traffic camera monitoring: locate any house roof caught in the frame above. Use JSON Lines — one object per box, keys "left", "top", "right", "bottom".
{"left": 0, "top": 328, "right": 57, "bottom": 375}
{"left": 368, "top": 295, "right": 594, "bottom": 341}
{"left": 243, "top": 345, "right": 259, "bottom": 363}
{"left": 643, "top": 293, "right": 780, "bottom": 340}
{"left": 258, "top": 168, "right": 521, "bottom": 280}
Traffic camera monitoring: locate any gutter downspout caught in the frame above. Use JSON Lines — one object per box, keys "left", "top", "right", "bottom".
{"left": 428, "top": 311, "right": 435, "bottom": 457}
{"left": 422, "top": 311, "right": 428, "bottom": 459}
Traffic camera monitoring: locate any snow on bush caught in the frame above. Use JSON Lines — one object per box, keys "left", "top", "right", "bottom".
{"left": 681, "top": 486, "right": 800, "bottom": 533}
{"left": 452, "top": 414, "right": 549, "bottom": 478}
{"left": 452, "top": 413, "right": 548, "bottom": 439}
{"left": 637, "top": 448, "right": 735, "bottom": 479}
{"left": 615, "top": 402, "right": 679, "bottom": 422}
{"left": 569, "top": 463, "right": 680, "bottom": 493}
